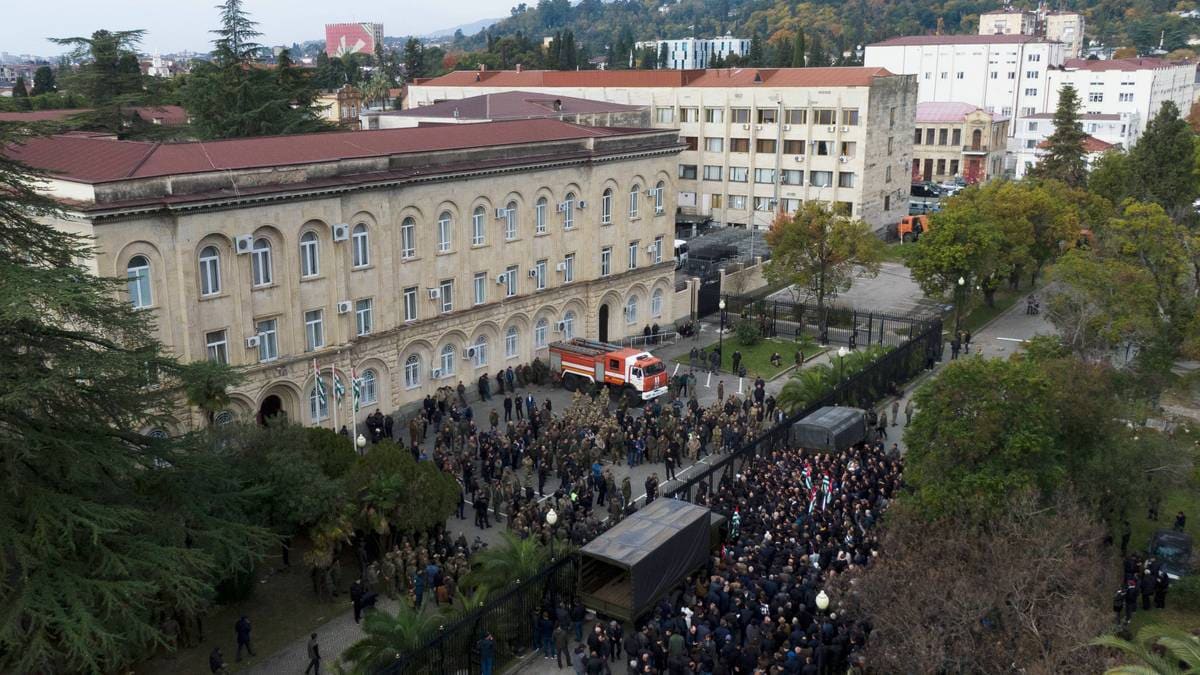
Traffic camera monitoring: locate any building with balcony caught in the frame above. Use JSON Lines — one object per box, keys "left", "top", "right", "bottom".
{"left": 1011, "top": 111, "right": 1132, "bottom": 178}
{"left": 408, "top": 67, "right": 917, "bottom": 233}
{"left": 978, "top": 8, "right": 1038, "bottom": 36}
{"left": 911, "top": 102, "right": 1009, "bottom": 183}
{"left": 9, "top": 120, "right": 681, "bottom": 432}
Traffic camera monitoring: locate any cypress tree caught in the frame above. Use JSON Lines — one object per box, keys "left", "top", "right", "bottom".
{"left": 792, "top": 31, "right": 806, "bottom": 68}
{"left": 748, "top": 34, "right": 764, "bottom": 66}
{"left": 11, "top": 76, "right": 27, "bottom": 98}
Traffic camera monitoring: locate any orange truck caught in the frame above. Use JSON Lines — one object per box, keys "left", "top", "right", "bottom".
{"left": 549, "top": 338, "right": 669, "bottom": 403}
{"left": 897, "top": 215, "right": 930, "bottom": 242}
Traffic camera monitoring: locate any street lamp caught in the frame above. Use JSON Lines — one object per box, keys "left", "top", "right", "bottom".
{"left": 356, "top": 434, "right": 367, "bottom": 453}
{"left": 837, "top": 346, "right": 848, "bottom": 382}
{"left": 717, "top": 298, "right": 727, "bottom": 370}
{"left": 955, "top": 276, "right": 966, "bottom": 336}
{"left": 815, "top": 590, "right": 830, "bottom": 612}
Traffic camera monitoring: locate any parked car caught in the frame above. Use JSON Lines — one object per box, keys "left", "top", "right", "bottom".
{"left": 1149, "top": 530, "right": 1193, "bottom": 579}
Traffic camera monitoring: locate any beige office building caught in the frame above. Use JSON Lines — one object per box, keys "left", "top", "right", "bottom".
{"left": 409, "top": 67, "right": 917, "bottom": 233}
{"left": 912, "top": 102, "right": 1009, "bottom": 183}
{"left": 12, "top": 120, "right": 682, "bottom": 432}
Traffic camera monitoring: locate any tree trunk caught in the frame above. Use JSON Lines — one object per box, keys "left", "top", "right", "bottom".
{"left": 983, "top": 288, "right": 996, "bottom": 308}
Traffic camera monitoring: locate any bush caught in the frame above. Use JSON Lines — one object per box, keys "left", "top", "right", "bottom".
{"left": 734, "top": 318, "right": 762, "bottom": 346}
{"left": 1173, "top": 575, "right": 1200, "bottom": 611}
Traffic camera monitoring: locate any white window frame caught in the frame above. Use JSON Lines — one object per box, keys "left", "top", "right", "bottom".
{"left": 505, "top": 326, "right": 518, "bottom": 358}
{"left": 472, "top": 206, "right": 486, "bottom": 246}
{"left": 535, "top": 259, "right": 547, "bottom": 290}
{"left": 562, "top": 311, "right": 576, "bottom": 339}
{"left": 404, "top": 354, "right": 421, "bottom": 389}
{"left": 403, "top": 286, "right": 417, "bottom": 322}
{"left": 351, "top": 224, "right": 370, "bottom": 268}
{"left": 535, "top": 197, "right": 548, "bottom": 234}
{"left": 437, "top": 212, "right": 453, "bottom": 253}
{"left": 625, "top": 296, "right": 639, "bottom": 324}
{"left": 654, "top": 181, "right": 665, "bottom": 214}
{"left": 206, "top": 329, "right": 228, "bottom": 364}
{"left": 651, "top": 289, "right": 664, "bottom": 318}
{"left": 473, "top": 272, "right": 487, "bottom": 306}
{"left": 653, "top": 236, "right": 663, "bottom": 264}
{"left": 299, "top": 232, "right": 320, "bottom": 278}
{"left": 628, "top": 185, "right": 640, "bottom": 219}
{"left": 251, "top": 238, "right": 272, "bottom": 287}
{"left": 504, "top": 201, "right": 518, "bottom": 240}
{"left": 355, "top": 298, "right": 373, "bottom": 336}
{"left": 601, "top": 189, "right": 613, "bottom": 225}
{"left": 473, "top": 335, "right": 489, "bottom": 368}
{"left": 360, "top": 369, "right": 378, "bottom": 405}
{"left": 304, "top": 309, "right": 324, "bottom": 351}
{"left": 256, "top": 318, "right": 278, "bottom": 362}
{"left": 199, "top": 246, "right": 221, "bottom": 296}
{"left": 505, "top": 265, "right": 518, "bottom": 297}
{"left": 309, "top": 383, "right": 329, "bottom": 421}
{"left": 439, "top": 280, "right": 454, "bottom": 314}
{"left": 562, "top": 192, "right": 575, "bottom": 229}
{"left": 600, "top": 246, "right": 612, "bottom": 277}
{"left": 535, "top": 318, "right": 548, "bottom": 348}
{"left": 400, "top": 217, "right": 416, "bottom": 259}
{"left": 127, "top": 256, "right": 152, "bottom": 309}
{"left": 628, "top": 241, "right": 639, "bottom": 270}
{"left": 439, "top": 344, "right": 456, "bottom": 378}
{"left": 563, "top": 253, "right": 575, "bottom": 283}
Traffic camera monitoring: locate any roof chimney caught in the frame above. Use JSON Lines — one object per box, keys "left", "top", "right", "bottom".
{"left": 516, "top": 63, "right": 522, "bottom": 73}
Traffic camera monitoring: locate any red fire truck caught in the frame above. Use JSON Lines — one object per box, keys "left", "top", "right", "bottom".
{"left": 549, "top": 338, "right": 669, "bottom": 403}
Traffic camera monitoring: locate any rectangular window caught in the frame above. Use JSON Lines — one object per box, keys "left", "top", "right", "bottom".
{"left": 256, "top": 319, "right": 277, "bottom": 362}
{"left": 728, "top": 166, "right": 748, "bottom": 182}
{"left": 473, "top": 272, "right": 486, "bottom": 306}
{"left": 563, "top": 253, "right": 575, "bottom": 283}
{"left": 704, "top": 107, "right": 724, "bottom": 123}
{"left": 814, "top": 109, "right": 835, "bottom": 125}
{"left": 655, "top": 107, "right": 674, "bottom": 123}
{"left": 914, "top": 128, "right": 922, "bottom": 145}
{"left": 841, "top": 109, "right": 860, "bottom": 126}
{"left": 949, "top": 159, "right": 959, "bottom": 176}
{"left": 504, "top": 207, "right": 517, "bottom": 240}
{"left": 785, "top": 108, "right": 806, "bottom": 125}
{"left": 937, "top": 159, "right": 946, "bottom": 175}
{"left": 840, "top": 141, "right": 857, "bottom": 157}
{"left": 809, "top": 170, "right": 832, "bottom": 187}
{"left": 755, "top": 138, "right": 776, "bottom": 153}
{"left": 703, "top": 165, "right": 723, "bottom": 181}
{"left": 1024, "top": 88, "right": 1038, "bottom": 96}
{"left": 887, "top": 136, "right": 894, "bottom": 155}
{"left": 1026, "top": 70, "right": 1038, "bottom": 79}
{"left": 925, "top": 129, "right": 935, "bottom": 145}
{"left": 682, "top": 136, "right": 698, "bottom": 151}
{"left": 781, "top": 169, "right": 803, "bottom": 186}
{"left": 938, "top": 129, "right": 948, "bottom": 145}
{"left": 1026, "top": 139, "right": 1038, "bottom": 149}
{"left": 951, "top": 129, "right": 962, "bottom": 146}
{"left": 304, "top": 309, "right": 324, "bottom": 352}
{"left": 206, "top": 330, "right": 228, "bottom": 364}
{"left": 956, "top": 71, "right": 965, "bottom": 79}
{"left": 728, "top": 195, "right": 747, "bottom": 210}
{"left": 600, "top": 246, "right": 612, "bottom": 277}
{"left": 200, "top": 251, "right": 221, "bottom": 295}
{"left": 837, "top": 172, "right": 855, "bottom": 188}
{"left": 535, "top": 259, "right": 547, "bottom": 290}
{"left": 401, "top": 220, "right": 416, "bottom": 258}
{"left": 704, "top": 137, "right": 724, "bottom": 152}
{"left": 678, "top": 164, "right": 697, "bottom": 180}
{"left": 535, "top": 200, "right": 547, "bottom": 234}
{"left": 731, "top": 108, "right": 750, "bottom": 124}
{"left": 437, "top": 214, "right": 452, "bottom": 253}
{"left": 505, "top": 265, "right": 518, "bottom": 298}
{"left": 784, "top": 139, "right": 805, "bottom": 155}
{"left": 781, "top": 198, "right": 800, "bottom": 213}
{"left": 729, "top": 137, "right": 749, "bottom": 153}
{"left": 628, "top": 241, "right": 639, "bottom": 270}
{"left": 710, "top": 193, "right": 723, "bottom": 209}
{"left": 403, "top": 287, "right": 417, "bottom": 322}
{"left": 1028, "top": 53, "right": 1041, "bottom": 62}
{"left": 885, "top": 165, "right": 892, "bottom": 183}
{"left": 1088, "top": 92, "right": 1103, "bottom": 102}
{"left": 1119, "top": 92, "right": 1134, "bottom": 102}
{"left": 757, "top": 108, "right": 777, "bottom": 124}
{"left": 653, "top": 236, "right": 663, "bottom": 265}
{"left": 753, "top": 197, "right": 774, "bottom": 212}
{"left": 472, "top": 209, "right": 486, "bottom": 246}
{"left": 355, "top": 298, "right": 373, "bottom": 336}
{"left": 754, "top": 168, "right": 776, "bottom": 184}
{"left": 680, "top": 107, "right": 698, "bottom": 122}
{"left": 439, "top": 280, "right": 454, "bottom": 314}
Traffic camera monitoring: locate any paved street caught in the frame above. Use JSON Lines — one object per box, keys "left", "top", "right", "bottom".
{"left": 769, "top": 261, "right": 945, "bottom": 319}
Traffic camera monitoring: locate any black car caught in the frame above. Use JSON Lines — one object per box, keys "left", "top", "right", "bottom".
{"left": 1149, "top": 530, "right": 1193, "bottom": 579}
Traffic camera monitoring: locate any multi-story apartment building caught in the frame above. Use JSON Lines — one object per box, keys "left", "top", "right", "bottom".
{"left": 1011, "top": 111, "right": 1132, "bottom": 178}
{"left": 1044, "top": 12, "right": 1086, "bottom": 59}
{"left": 1045, "top": 58, "right": 1195, "bottom": 142}
{"left": 864, "top": 35, "right": 1065, "bottom": 134}
{"left": 911, "top": 102, "right": 1009, "bottom": 183}
{"left": 11, "top": 120, "right": 681, "bottom": 432}
{"left": 363, "top": 90, "right": 649, "bottom": 130}
{"left": 409, "top": 67, "right": 917, "bottom": 232}
{"left": 633, "top": 37, "right": 752, "bottom": 69}
{"left": 978, "top": 8, "right": 1038, "bottom": 36}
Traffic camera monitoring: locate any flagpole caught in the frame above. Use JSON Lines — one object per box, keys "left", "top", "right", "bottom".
{"left": 331, "top": 366, "right": 338, "bottom": 434}
{"left": 351, "top": 367, "right": 358, "bottom": 454}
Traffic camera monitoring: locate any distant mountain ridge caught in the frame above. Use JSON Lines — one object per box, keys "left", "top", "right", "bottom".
{"left": 424, "top": 17, "right": 504, "bottom": 39}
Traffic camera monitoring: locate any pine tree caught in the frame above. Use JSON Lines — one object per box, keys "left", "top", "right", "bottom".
{"left": 403, "top": 38, "right": 424, "bottom": 80}
{"left": 11, "top": 76, "right": 27, "bottom": 97}
{"left": 792, "top": 32, "right": 806, "bottom": 68}
{"left": 659, "top": 42, "right": 669, "bottom": 69}
{"left": 31, "top": 66, "right": 56, "bottom": 96}
{"left": 50, "top": 30, "right": 147, "bottom": 133}
{"left": 1030, "top": 84, "right": 1088, "bottom": 187}
{"left": 808, "top": 33, "right": 826, "bottom": 67}
{"left": 748, "top": 34, "right": 764, "bottom": 67}
{"left": 563, "top": 31, "right": 577, "bottom": 69}
{"left": 773, "top": 39, "right": 792, "bottom": 67}
{"left": 1130, "top": 100, "right": 1198, "bottom": 219}
{"left": 0, "top": 122, "right": 271, "bottom": 673}
{"left": 211, "top": 0, "right": 262, "bottom": 62}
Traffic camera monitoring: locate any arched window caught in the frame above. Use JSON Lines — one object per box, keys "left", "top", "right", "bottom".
{"left": 651, "top": 288, "right": 664, "bottom": 318}
{"left": 352, "top": 224, "right": 370, "bottom": 267}
{"left": 601, "top": 188, "right": 613, "bottom": 225}
{"left": 437, "top": 211, "right": 453, "bottom": 253}
{"left": 299, "top": 231, "right": 319, "bottom": 278}
{"left": 534, "top": 318, "right": 549, "bottom": 348}
{"left": 404, "top": 354, "right": 421, "bottom": 389}
{"left": 625, "top": 296, "right": 639, "bottom": 324}
{"left": 505, "top": 326, "right": 519, "bottom": 358}
{"left": 214, "top": 410, "right": 236, "bottom": 426}
{"left": 198, "top": 246, "right": 221, "bottom": 296}
{"left": 472, "top": 206, "right": 486, "bottom": 246}
{"left": 654, "top": 180, "right": 666, "bottom": 214}
{"left": 400, "top": 217, "right": 416, "bottom": 258}
{"left": 127, "top": 255, "right": 152, "bottom": 309}
{"left": 535, "top": 197, "right": 548, "bottom": 234}
{"left": 148, "top": 428, "right": 169, "bottom": 440}
{"left": 562, "top": 192, "right": 575, "bottom": 229}
{"left": 629, "top": 184, "right": 640, "bottom": 219}
{"left": 562, "top": 310, "right": 576, "bottom": 339}
{"left": 504, "top": 201, "right": 518, "bottom": 241}
{"left": 251, "top": 238, "right": 272, "bottom": 286}
{"left": 309, "top": 382, "right": 329, "bottom": 421}
{"left": 360, "top": 369, "right": 378, "bottom": 404}
{"left": 439, "top": 344, "right": 456, "bottom": 377}
{"left": 473, "top": 335, "right": 489, "bottom": 367}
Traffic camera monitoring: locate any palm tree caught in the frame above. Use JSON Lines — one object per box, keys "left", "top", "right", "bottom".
{"left": 181, "top": 360, "right": 242, "bottom": 426}
{"left": 777, "top": 364, "right": 833, "bottom": 413}
{"left": 795, "top": 334, "right": 818, "bottom": 364}
{"left": 339, "top": 603, "right": 447, "bottom": 674}
{"left": 449, "top": 585, "right": 491, "bottom": 618}
{"left": 1091, "top": 624, "right": 1200, "bottom": 674}
{"left": 466, "top": 531, "right": 549, "bottom": 591}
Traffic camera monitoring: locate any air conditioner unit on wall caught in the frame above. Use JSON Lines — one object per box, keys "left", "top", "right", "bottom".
{"left": 245, "top": 335, "right": 261, "bottom": 348}
{"left": 495, "top": 208, "right": 507, "bottom": 219}
{"left": 235, "top": 235, "right": 254, "bottom": 254}
{"left": 337, "top": 301, "right": 352, "bottom": 314}
{"left": 431, "top": 368, "right": 442, "bottom": 379}
{"left": 528, "top": 269, "right": 539, "bottom": 278}
{"left": 555, "top": 262, "right": 567, "bottom": 272}
{"left": 428, "top": 288, "right": 441, "bottom": 300}
{"left": 555, "top": 320, "right": 567, "bottom": 332}
{"left": 464, "top": 346, "right": 477, "bottom": 359}
{"left": 332, "top": 223, "right": 350, "bottom": 241}
{"left": 576, "top": 200, "right": 587, "bottom": 209}
{"left": 496, "top": 274, "right": 507, "bottom": 284}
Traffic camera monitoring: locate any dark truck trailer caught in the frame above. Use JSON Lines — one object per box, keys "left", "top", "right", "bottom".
{"left": 578, "top": 498, "right": 711, "bottom": 624}
{"left": 789, "top": 406, "right": 866, "bottom": 452}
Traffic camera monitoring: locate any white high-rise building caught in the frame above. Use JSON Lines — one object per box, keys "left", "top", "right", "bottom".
{"left": 633, "top": 37, "right": 752, "bottom": 70}
{"left": 1045, "top": 58, "right": 1195, "bottom": 142}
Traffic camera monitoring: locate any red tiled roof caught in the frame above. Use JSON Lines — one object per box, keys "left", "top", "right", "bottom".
{"left": 870, "top": 34, "right": 1049, "bottom": 46}
{"left": 0, "top": 106, "right": 187, "bottom": 125}
{"left": 131, "top": 105, "right": 188, "bottom": 126}
{"left": 379, "top": 91, "right": 642, "bottom": 120}
{"left": 5, "top": 119, "right": 641, "bottom": 184}
{"left": 0, "top": 109, "right": 90, "bottom": 122}
{"left": 916, "top": 101, "right": 990, "bottom": 123}
{"left": 1061, "top": 57, "right": 1180, "bottom": 71}
{"left": 415, "top": 67, "right": 896, "bottom": 89}
{"left": 1038, "top": 134, "right": 1113, "bottom": 152}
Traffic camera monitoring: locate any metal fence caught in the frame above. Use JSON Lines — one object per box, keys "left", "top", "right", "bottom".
{"left": 664, "top": 316, "right": 942, "bottom": 510}
{"left": 377, "top": 555, "right": 578, "bottom": 675}
{"left": 723, "top": 295, "right": 932, "bottom": 349}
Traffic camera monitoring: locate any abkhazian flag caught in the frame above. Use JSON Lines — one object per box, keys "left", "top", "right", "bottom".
{"left": 822, "top": 474, "right": 833, "bottom": 509}
{"left": 333, "top": 373, "right": 346, "bottom": 402}
{"left": 352, "top": 368, "right": 361, "bottom": 412}
{"left": 313, "top": 359, "right": 327, "bottom": 407}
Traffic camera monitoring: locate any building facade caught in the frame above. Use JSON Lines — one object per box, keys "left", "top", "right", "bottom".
{"left": 864, "top": 35, "right": 1065, "bottom": 132}
{"left": 978, "top": 9, "right": 1038, "bottom": 36}
{"left": 1011, "top": 112, "right": 1131, "bottom": 178}
{"left": 325, "top": 22, "right": 383, "bottom": 58}
{"left": 912, "top": 102, "right": 1009, "bottom": 183}
{"left": 1045, "top": 58, "right": 1195, "bottom": 142}
{"left": 363, "top": 90, "right": 650, "bottom": 129}
{"left": 409, "top": 67, "right": 917, "bottom": 233}
{"left": 12, "top": 121, "right": 681, "bottom": 432}
{"left": 1044, "top": 12, "right": 1086, "bottom": 59}
{"left": 632, "top": 37, "right": 752, "bottom": 69}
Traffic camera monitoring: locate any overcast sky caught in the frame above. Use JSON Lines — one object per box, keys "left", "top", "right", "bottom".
{"left": 1, "top": 0, "right": 515, "bottom": 57}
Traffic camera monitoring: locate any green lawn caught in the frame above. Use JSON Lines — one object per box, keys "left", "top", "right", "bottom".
{"left": 952, "top": 287, "right": 1023, "bottom": 336}
{"left": 673, "top": 337, "right": 823, "bottom": 380}
{"left": 879, "top": 242, "right": 909, "bottom": 264}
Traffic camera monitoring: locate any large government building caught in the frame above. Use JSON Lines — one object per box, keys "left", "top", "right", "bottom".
{"left": 13, "top": 120, "right": 682, "bottom": 432}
